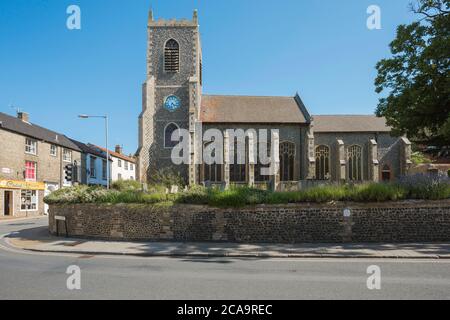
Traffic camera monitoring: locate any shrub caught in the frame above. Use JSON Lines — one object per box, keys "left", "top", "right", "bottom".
{"left": 45, "top": 178, "right": 450, "bottom": 207}
{"left": 411, "top": 151, "right": 432, "bottom": 165}
{"left": 111, "top": 180, "right": 142, "bottom": 192}
{"left": 398, "top": 173, "right": 450, "bottom": 200}
{"left": 150, "top": 168, "right": 185, "bottom": 188}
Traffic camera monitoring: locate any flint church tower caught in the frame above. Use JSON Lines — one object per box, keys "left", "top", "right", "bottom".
{"left": 137, "top": 10, "right": 202, "bottom": 184}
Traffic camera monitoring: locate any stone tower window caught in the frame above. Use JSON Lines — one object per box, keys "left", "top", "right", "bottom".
{"left": 347, "top": 145, "right": 363, "bottom": 181}
{"left": 164, "top": 123, "right": 179, "bottom": 148}
{"left": 280, "top": 141, "right": 295, "bottom": 182}
{"left": 164, "top": 39, "right": 180, "bottom": 73}
{"left": 315, "top": 145, "right": 330, "bottom": 180}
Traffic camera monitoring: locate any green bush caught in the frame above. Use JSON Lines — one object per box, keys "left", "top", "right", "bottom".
{"left": 45, "top": 178, "right": 450, "bottom": 208}
{"left": 111, "top": 180, "right": 142, "bottom": 192}
{"left": 150, "top": 168, "right": 185, "bottom": 188}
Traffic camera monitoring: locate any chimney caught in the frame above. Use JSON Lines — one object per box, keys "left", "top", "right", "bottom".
{"left": 115, "top": 145, "right": 123, "bottom": 154}
{"left": 17, "top": 112, "right": 29, "bottom": 123}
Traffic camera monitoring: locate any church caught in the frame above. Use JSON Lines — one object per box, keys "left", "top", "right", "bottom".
{"left": 136, "top": 10, "right": 412, "bottom": 190}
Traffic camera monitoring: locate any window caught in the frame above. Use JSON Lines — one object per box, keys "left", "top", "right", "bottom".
{"left": 25, "top": 138, "right": 37, "bottom": 155}
{"left": 164, "top": 123, "right": 179, "bottom": 148}
{"left": 124, "top": 161, "right": 129, "bottom": 170}
{"left": 118, "top": 159, "right": 122, "bottom": 168}
{"left": 25, "top": 161, "right": 37, "bottom": 181}
{"left": 50, "top": 145, "right": 57, "bottom": 157}
{"left": 102, "top": 160, "right": 107, "bottom": 180}
{"left": 230, "top": 141, "right": 247, "bottom": 183}
{"left": 255, "top": 141, "right": 271, "bottom": 182}
{"left": 21, "top": 190, "right": 38, "bottom": 211}
{"left": 315, "top": 145, "right": 330, "bottom": 180}
{"left": 90, "top": 156, "right": 97, "bottom": 178}
{"left": 204, "top": 163, "right": 223, "bottom": 183}
{"left": 280, "top": 142, "right": 295, "bottom": 182}
{"left": 63, "top": 149, "right": 72, "bottom": 162}
{"left": 347, "top": 145, "right": 363, "bottom": 181}
{"left": 118, "top": 173, "right": 122, "bottom": 180}
{"left": 130, "top": 163, "right": 134, "bottom": 171}
{"left": 164, "top": 39, "right": 180, "bottom": 72}
{"left": 381, "top": 164, "right": 392, "bottom": 182}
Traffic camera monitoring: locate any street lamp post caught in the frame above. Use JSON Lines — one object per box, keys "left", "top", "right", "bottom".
{"left": 78, "top": 114, "right": 110, "bottom": 189}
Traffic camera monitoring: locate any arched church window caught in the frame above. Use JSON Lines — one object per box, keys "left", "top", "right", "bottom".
{"left": 280, "top": 142, "right": 295, "bottom": 182}
{"left": 203, "top": 142, "right": 223, "bottom": 183}
{"left": 347, "top": 145, "right": 363, "bottom": 181}
{"left": 315, "top": 145, "right": 330, "bottom": 180}
{"left": 230, "top": 141, "right": 247, "bottom": 183}
{"left": 164, "top": 39, "right": 180, "bottom": 73}
{"left": 164, "top": 123, "right": 179, "bottom": 149}
{"left": 381, "top": 164, "right": 392, "bottom": 182}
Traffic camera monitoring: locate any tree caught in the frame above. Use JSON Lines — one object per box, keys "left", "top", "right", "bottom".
{"left": 375, "top": 0, "right": 450, "bottom": 145}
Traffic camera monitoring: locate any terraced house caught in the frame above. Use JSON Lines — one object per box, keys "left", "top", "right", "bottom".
{"left": 136, "top": 11, "right": 413, "bottom": 189}
{"left": 0, "top": 112, "right": 82, "bottom": 217}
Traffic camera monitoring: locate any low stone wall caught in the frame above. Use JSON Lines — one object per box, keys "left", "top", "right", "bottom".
{"left": 48, "top": 200, "right": 450, "bottom": 243}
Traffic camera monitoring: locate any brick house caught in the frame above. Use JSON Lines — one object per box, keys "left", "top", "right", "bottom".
{"left": 136, "top": 10, "right": 413, "bottom": 189}
{"left": 0, "top": 112, "right": 82, "bottom": 217}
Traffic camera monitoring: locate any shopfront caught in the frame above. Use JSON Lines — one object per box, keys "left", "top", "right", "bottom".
{"left": 0, "top": 179, "right": 45, "bottom": 218}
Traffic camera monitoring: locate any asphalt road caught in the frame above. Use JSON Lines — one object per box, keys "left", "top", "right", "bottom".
{"left": 0, "top": 218, "right": 449, "bottom": 300}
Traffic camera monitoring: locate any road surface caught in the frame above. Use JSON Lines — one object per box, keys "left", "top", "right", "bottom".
{"left": 0, "top": 218, "right": 449, "bottom": 300}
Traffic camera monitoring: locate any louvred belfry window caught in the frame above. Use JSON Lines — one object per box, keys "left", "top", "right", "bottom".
{"left": 164, "top": 39, "right": 180, "bottom": 73}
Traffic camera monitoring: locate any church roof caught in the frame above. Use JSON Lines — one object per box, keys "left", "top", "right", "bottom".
{"left": 200, "top": 95, "right": 310, "bottom": 124}
{"left": 313, "top": 115, "right": 392, "bottom": 133}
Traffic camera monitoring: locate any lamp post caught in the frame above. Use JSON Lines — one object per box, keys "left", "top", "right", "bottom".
{"left": 78, "top": 114, "right": 110, "bottom": 189}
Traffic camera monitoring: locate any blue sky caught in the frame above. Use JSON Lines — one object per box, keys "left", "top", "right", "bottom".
{"left": 0, "top": 0, "right": 416, "bottom": 154}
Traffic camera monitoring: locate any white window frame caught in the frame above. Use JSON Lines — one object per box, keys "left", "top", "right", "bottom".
{"left": 50, "top": 144, "right": 58, "bottom": 157}
{"left": 20, "top": 189, "right": 38, "bottom": 212}
{"left": 90, "top": 156, "right": 97, "bottom": 179}
{"left": 118, "top": 159, "right": 122, "bottom": 168}
{"left": 124, "top": 161, "right": 129, "bottom": 170}
{"left": 63, "top": 149, "right": 72, "bottom": 162}
{"left": 25, "top": 138, "right": 37, "bottom": 155}
{"left": 102, "top": 159, "right": 107, "bottom": 180}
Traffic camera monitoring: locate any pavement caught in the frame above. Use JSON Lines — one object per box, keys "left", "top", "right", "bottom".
{"left": 3, "top": 218, "right": 450, "bottom": 259}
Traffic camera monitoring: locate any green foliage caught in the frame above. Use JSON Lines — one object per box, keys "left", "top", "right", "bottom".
{"left": 150, "top": 168, "right": 186, "bottom": 188}
{"left": 111, "top": 180, "right": 142, "bottom": 192}
{"left": 45, "top": 178, "right": 450, "bottom": 208}
{"left": 374, "top": 0, "right": 450, "bottom": 144}
{"left": 411, "top": 151, "right": 432, "bottom": 165}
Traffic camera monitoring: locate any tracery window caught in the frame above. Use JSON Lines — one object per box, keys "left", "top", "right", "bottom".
{"left": 315, "top": 145, "right": 330, "bottom": 180}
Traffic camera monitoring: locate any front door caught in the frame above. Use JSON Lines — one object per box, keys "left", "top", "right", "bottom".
{"left": 3, "top": 191, "right": 13, "bottom": 216}
{"left": 44, "top": 183, "right": 59, "bottom": 215}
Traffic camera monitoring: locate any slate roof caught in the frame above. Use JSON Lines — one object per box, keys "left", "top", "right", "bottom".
{"left": 313, "top": 115, "right": 392, "bottom": 133}
{"left": 91, "top": 145, "right": 136, "bottom": 163}
{"left": 69, "top": 139, "right": 110, "bottom": 159}
{"left": 0, "top": 112, "right": 81, "bottom": 151}
{"left": 200, "top": 95, "right": 310, "bottom": 124}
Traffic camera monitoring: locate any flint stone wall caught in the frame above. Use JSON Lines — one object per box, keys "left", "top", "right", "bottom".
{"left": 48, "top": 200, "right": 450, "bottom": 243}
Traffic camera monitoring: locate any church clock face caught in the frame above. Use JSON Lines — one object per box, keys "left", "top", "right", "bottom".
{"left": 164, "top": 95, "right": 181, "bottom": 112}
